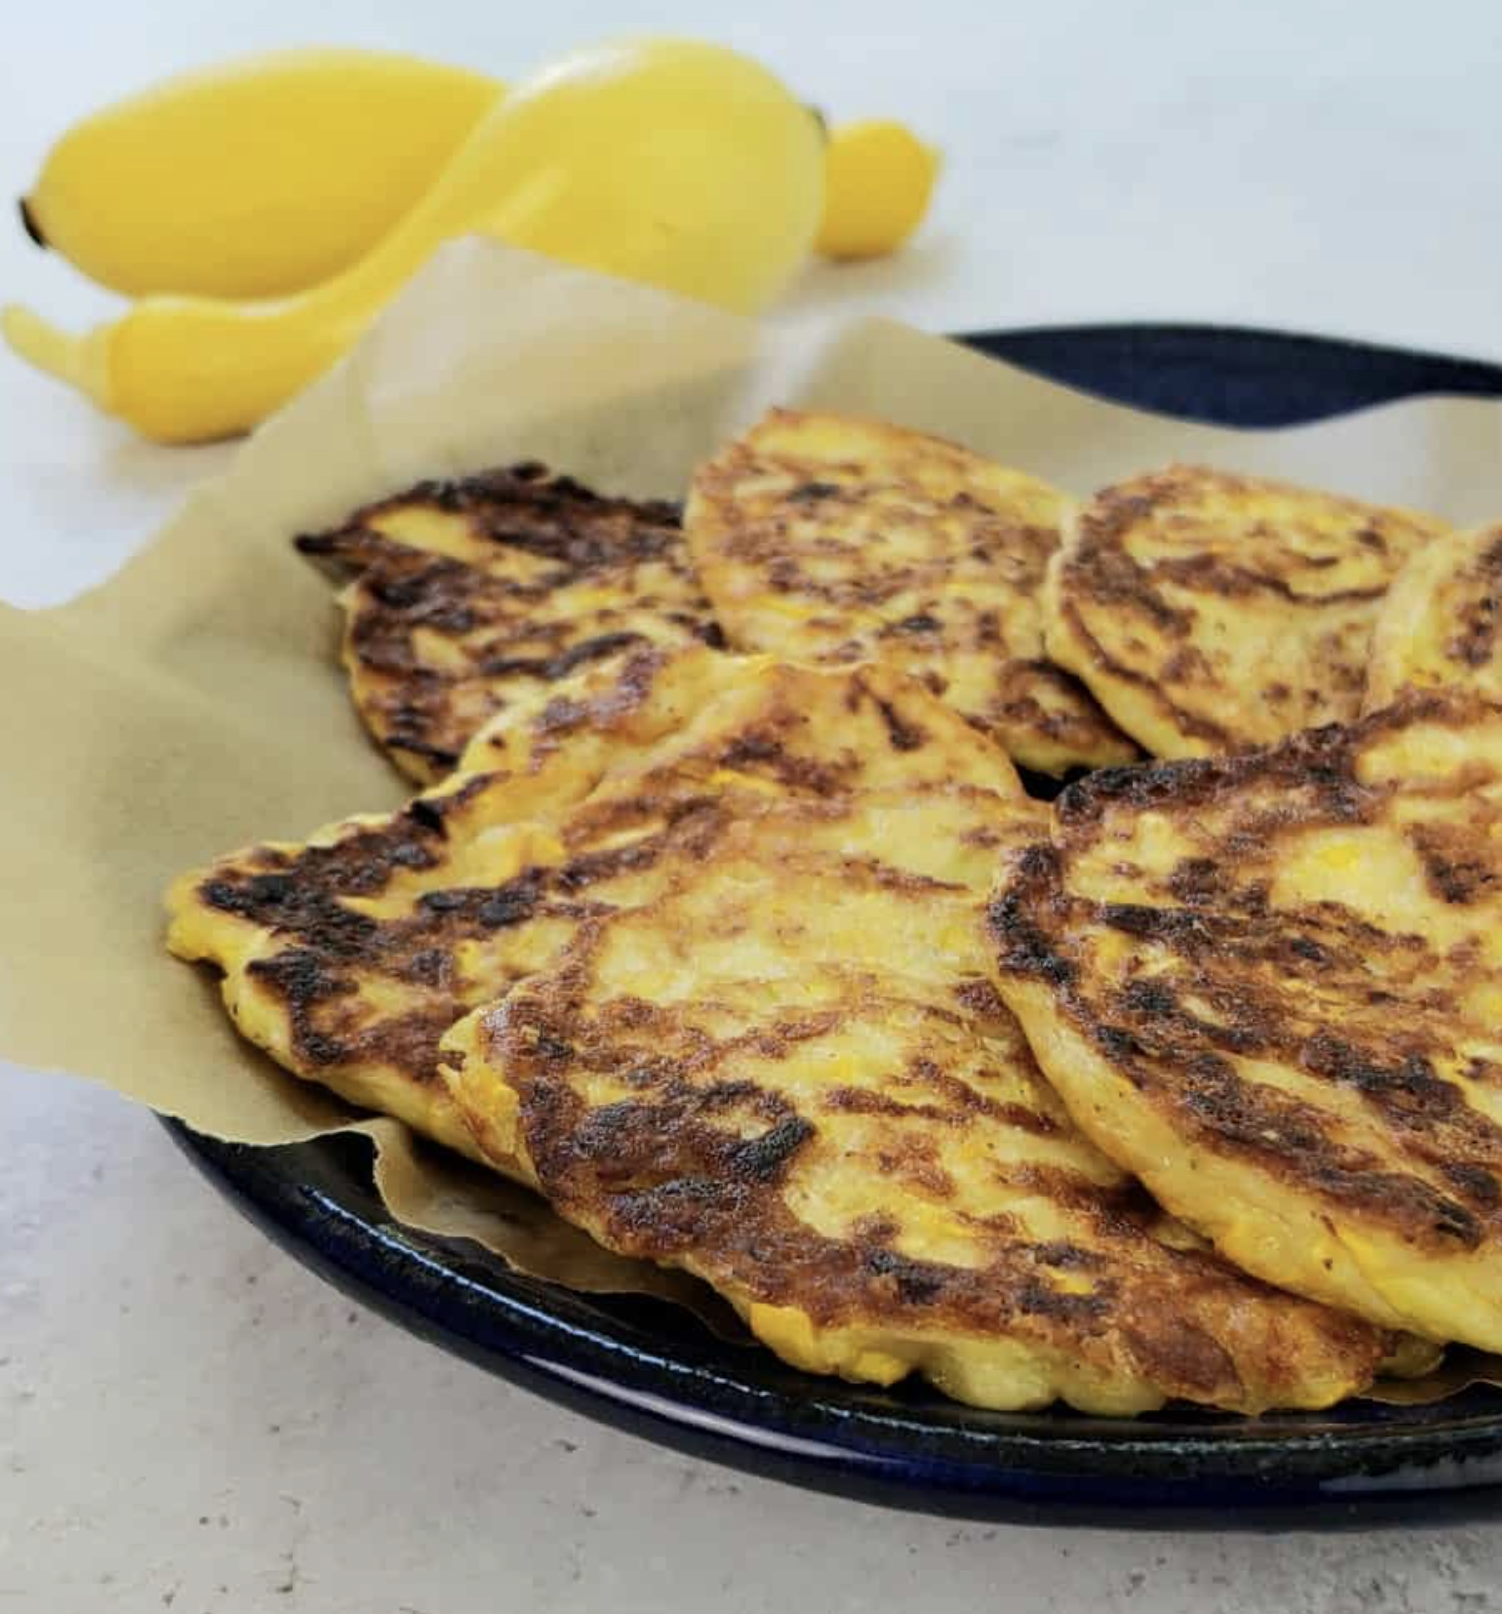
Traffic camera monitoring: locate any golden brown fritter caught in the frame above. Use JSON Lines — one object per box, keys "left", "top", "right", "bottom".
{"left": 1366, "top": 522, "right": 1502, "bottom": 710}
{"left": 685, "top": 409, "right": 1137, "bottom": 776}
{"left": 296, "top": 462, "right": 720, "bottom": 783}
{"left": 1043, "top": 465, "right": 1449, "bottom": 757}
{"left": 443, "top": 801, "right": 1399, "bottom": 1416}
{"left": 165, "top": 648, "right": 1019, "bottom": 1171}
{"left": 988, "top": 688, "right": 1502, "bottom": 1349}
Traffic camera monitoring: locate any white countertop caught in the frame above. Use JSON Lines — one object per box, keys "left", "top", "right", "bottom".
{"left": 4, "top": 2, "right": 1501, "bottom": 1607}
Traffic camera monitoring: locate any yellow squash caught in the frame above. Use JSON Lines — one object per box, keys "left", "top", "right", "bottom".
{"left": 21, "top": 48, "right": 502, "bottom": 298}
{"left": 816, "top": 119, "right": 939, "bottom": 260}
{"left": 4, "top": 39, "right": 825, "bottom": 444}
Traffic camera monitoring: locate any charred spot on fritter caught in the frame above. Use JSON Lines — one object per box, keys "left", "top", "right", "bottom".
{"left": 1045, "top": 465, "right": 1450, "bottom": 758}
{"left": 989, "top": 685, "right": 1502, "bottom": 1347}
{"left": 684, "top": 408, "right": 1138, "bottom": 776}
{"left": 295, "top": 463, "right": 720, "bottom": 783}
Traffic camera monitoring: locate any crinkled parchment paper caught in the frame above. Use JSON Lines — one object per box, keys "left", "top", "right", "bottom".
{"left": 5, "top": 239, "right": 1502, "bottom": 1391}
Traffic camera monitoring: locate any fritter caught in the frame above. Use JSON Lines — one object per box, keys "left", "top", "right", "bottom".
{"left": 1366, "top": 521, "right": 1502, "bottom": 710}
{"left": 443, "top": 797, "right": 1400, "bottom": 1415}
{"left": 1042, "top": 465, "right": 1448, "bottom": 757}
{"left": 989, "top": 689, "right": 1502, "bottom": 1349}
{"left": 164, "top": 648, "right": 1017, "bottom": 1168}
{"left": 296, "top": 461, "right": 719, "bottom": 782}
{"left": 684, "top": 408, "right": 1136, "bottom": 776}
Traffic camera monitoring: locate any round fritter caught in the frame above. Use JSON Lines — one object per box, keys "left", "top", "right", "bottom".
{"left": 988, "top": 689, "right": 1502, "bottom": 1349}
{"left": 165, "top": 648, "right": 1021, "bottom": 1173}
{"left": 1366, "top": 522, "right": 1502, "bottom": 711}
{"left": 1043, "top": 464, "right": 1450, "bottom": 758}
{"left": 295, "top": 461, "right": 719, "bottom": 783}
{"left": 684, "top": 408, "right": 1137, "bottom": 776}
{"left": 443, "top": 813, "right": 1398, "bottom": 1416}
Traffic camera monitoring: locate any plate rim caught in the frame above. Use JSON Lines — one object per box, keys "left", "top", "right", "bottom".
{"left": 167, "top": 1122, "right": 1502, "bottom": 1526}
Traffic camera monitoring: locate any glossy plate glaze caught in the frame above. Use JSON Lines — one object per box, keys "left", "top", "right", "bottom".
{"left": 167, "top": 325, "right": 1502, "bottom": 1525}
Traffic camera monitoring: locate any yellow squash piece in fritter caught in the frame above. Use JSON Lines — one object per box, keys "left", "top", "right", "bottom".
{"left": 296, "top": 461, "right": 719, "bottom": 783}
{"left": 164, "top": 647, "right": 1017, "bottom": 1169}
{"left": 1043, "top": 464, "right": 1449, "bottom": 758}
{"left": 685, "top": 408, "right": 1137, "bottom": 776}
{"left": 442, "top": 798, "right": 1399, "bottom": 1416}
{"left": 1365, "top": 521, "right": 1502, "bottom": 711}
{"left": 989, "top": 689, "right": 1502, "bottom": 1350}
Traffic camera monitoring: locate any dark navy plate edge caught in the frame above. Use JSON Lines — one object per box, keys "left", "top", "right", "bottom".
{"left": 956, "top": 321, "right": 1502, "bottom": 427}
{"left": 167, "top": 1125, "right": 1502, "bottom": 1530}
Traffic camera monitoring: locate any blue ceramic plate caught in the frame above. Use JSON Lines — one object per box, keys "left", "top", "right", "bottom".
{"left": 167, "top": 325, "right": 1502, "bottom": 1525}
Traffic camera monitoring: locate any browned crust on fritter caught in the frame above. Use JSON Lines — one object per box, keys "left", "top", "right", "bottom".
{"left": 296, "top": 463, "right": 719, "bottom": 778}
{"left": 988, "top": 689, "right": 1502, "bottom": 1254}
{"left": 1053, "top": 466, "right": 1447, "bottom": 751}
{"left": 479, "top": 929, "right": 1388, "bottom": 1410}
{"left": 182, "top": 651, "right": 1003, "bottom": 1109}
{"left": 1448, "top": 530, "right": 1502, "bottom": 670}
{"left": 981, "top": 659, "right": 1137, "bottom": 775}
{"left": 188, "top": 780, "right": 723, "bottom": 1099}
{"left": 177, "top": 616, "right": 1395, "bottom": 1406}
{"left": 192, "top": 798, "right": 533, "bottom": 1089}
{"left": 298, "top": 463, "right": 687, "bottom": 578}
{"left": 1052, "top": 587, "right": 1231, "bottom": 750}
{"left": 687, "top": 413, "right": 1138, "bottom": 775}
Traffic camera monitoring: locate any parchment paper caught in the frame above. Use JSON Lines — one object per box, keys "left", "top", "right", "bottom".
{"left": 5, "top": 239, "right": 1502, "bottom": 1392}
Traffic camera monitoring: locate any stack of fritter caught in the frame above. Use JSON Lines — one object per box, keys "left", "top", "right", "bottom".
{"left": 169, "top": 407, "right": 1502, "bottom": 1414}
